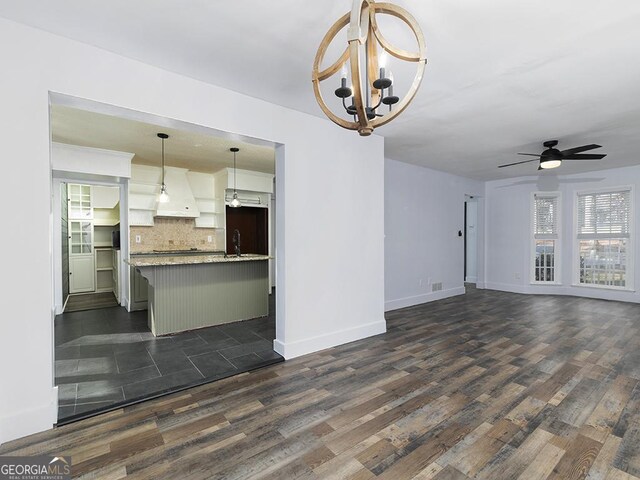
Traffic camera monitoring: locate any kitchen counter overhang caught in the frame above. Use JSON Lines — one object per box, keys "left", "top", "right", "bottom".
{"left": 126, "top": 253, "right": 270, "bottom": 336}
{"left": 128, "top": 253, "right": 270, "bottom": 267}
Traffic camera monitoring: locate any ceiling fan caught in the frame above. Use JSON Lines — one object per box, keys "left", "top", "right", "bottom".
{"left": 499, "top": 140, "right": 607, "bottom": 170}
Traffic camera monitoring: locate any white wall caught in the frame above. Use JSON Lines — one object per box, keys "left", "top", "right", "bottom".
{"left": 485, "top": 165, "right": 640, "bottom": 303}
{"left": 0, "top": 18, "right": 385, "bottom": 443}
{"left": 384, "top": 159, "right": 485, "bottom": 311}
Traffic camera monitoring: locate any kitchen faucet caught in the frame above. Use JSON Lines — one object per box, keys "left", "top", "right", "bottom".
{"left": 232, "top": 229, "right": 241, "bottom": 257}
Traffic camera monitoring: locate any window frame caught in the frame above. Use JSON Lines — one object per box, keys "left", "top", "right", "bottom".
{"left": 530, "top": 191, "right": 562, "bottom": 285}
{"left": 572, "top": 185, "right": 634, "bottom": 291}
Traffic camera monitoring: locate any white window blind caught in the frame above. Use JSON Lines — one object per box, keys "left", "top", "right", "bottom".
{"left": 534, "top": 194, "right": 558, "bottom": 238}
{"left": 577, "top": 190, "right": 631, "bottom": 239}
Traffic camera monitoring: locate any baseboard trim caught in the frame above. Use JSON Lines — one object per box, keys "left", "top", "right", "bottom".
{"left": 55, "top": 296, "right": 69, "bottom": 315}
{"left": 485, "top": 282, "right": 640, "bottom": 303}
{"left": 0, "top": 387, "right": 57, "bottom": 445}
{"left": 484, "top": 282, "right": 528, "bottom": 294}
{"left": 385, "top": 286, "right": 466, "bottom": 312}
{"left": 273, "top": 319, "right": 387, "bottom": 359}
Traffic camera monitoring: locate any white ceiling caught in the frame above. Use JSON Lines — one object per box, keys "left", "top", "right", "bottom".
{"left": 2, "top": 0, "right": 640, "bottom": 180}
{"left": 51, "top": 105, "right": 275, "bottom": 174}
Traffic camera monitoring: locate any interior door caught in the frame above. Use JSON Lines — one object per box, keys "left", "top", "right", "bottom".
{"left": 69, "top": 220, "right": 95, "bottom": 293}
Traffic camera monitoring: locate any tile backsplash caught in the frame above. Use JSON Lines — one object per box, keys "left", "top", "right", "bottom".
{"left": 130, "top": 217, "right": 219, "bottom": 253}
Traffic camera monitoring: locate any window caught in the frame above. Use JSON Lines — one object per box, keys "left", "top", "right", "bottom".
{"left": 576, "top": 188, "right": 632, "bottom": 289}
{"left": 532, "top": 193, "right": 559, "bottom": 283}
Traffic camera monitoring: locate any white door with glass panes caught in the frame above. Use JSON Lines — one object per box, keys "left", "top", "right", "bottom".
{"left": 69, "top": 220, "right": 95, "bottom": 293}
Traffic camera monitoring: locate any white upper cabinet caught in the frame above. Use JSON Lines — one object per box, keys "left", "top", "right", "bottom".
{"left": 215, "top": 168, "right": 274, "bottom": 194}
{"left": 68, "top": 184, "right": 93, "bottom": 219}
{"left": 129, "top": 165, "right": 160, "bottom": 225}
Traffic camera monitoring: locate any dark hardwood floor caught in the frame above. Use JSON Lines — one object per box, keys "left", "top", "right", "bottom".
{"left": 64, "top": 292, "right": 119, "bottom": 312}
{"left": 2, "top": 287, "right": 640, "bottom": 479}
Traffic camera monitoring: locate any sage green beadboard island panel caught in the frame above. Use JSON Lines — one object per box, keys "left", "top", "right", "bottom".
{"left": 137, "top": 259, "right": 269, "bottom": 336}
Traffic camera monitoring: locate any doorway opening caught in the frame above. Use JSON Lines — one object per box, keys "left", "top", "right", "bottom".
{"left": 62, "top": 183, "right": 122, "bottom": 312}
{"left": 464, "top": 195, "right": 478, "bottom": 285}
{"left": 50, "top": 94, "right": 283, "bottom": 424}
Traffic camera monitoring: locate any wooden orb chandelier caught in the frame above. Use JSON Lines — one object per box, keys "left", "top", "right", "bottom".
{"left": 312, "top": 0, "right": 427, "bottom": 136}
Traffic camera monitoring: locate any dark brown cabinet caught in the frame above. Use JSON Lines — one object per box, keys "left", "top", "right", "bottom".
{"left": 225, "top": 206, "right": 268, "bottom": 255}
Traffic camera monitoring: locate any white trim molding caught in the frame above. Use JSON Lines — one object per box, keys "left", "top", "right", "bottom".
{"left": 273, "top": 319, "right": 387, "bottom": 359}
{"left": 384, "top": 286, "right": 466, "bottom": 312}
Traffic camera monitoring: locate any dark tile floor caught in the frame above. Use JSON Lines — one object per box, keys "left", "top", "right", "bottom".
{"left": 55, "top": 292, "right": 281, "bottom": 422}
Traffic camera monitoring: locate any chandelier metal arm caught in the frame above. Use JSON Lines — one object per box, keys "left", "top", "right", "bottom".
{"left": 371, "top": 95, "right": 384, "bottom": 111}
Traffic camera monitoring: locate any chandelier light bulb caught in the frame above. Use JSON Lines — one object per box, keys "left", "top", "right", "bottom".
{"left": 379, "top": 51, "right": 388, "bottom": 69}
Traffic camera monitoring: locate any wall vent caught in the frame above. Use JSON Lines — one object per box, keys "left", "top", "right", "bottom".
{"left": 432, "top": 282, "right": 443, "bottom": 292}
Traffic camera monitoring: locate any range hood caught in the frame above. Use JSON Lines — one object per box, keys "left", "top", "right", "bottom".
{"left": 155, "top": 166, "right": 200, "bottom": 218}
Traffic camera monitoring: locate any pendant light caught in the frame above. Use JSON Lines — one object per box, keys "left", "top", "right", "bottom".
{"left": 229, "top": 147, "right": 241, "bottom": 208}
{"left": 157, "top": 133, "right": 170, "bottom": 203}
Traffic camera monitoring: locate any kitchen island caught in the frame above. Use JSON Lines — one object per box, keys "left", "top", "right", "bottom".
{"left": 127, "top": 253, "right": 270, "bottom": 336}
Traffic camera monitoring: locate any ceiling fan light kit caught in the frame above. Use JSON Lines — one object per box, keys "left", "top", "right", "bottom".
{"left": 539, "top": 158, "right": 562, "bottom": 170}
{"left": 312, "top": 0, "right": 427, "bottom": 136}
{"left": 499, "top": 140, "right": 607, "bottom": 170}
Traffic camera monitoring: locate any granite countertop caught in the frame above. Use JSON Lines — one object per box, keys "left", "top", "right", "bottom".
{"left": 127, "top": 253, "right": 270, "bottom": 267}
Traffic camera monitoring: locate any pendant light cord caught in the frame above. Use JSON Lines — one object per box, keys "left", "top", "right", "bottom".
{"left": 233, "top": 150, "right": 237, "bottom": 194}
{"left": 161, "top": 137, "right": 165, "bottom": 186}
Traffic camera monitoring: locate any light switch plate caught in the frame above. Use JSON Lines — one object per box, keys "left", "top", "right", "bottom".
{"left": 207, "top": 235, "right": 212, "bottom": 243}
{"left": 135, "top": 235, "right": 141, "bottom": 244}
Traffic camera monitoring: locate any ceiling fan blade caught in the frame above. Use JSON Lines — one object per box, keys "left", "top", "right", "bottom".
{"left": 563, "top": 154, "right": 607, "bottom": 160}
{"left": 560, "top": 144, "right": 602, "bottom": 156}
{"left": 517, "top": 153, "right": 541, "bottom": 157}
{"left": 498, "top": 159, "right": 539, "bottom": 168}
